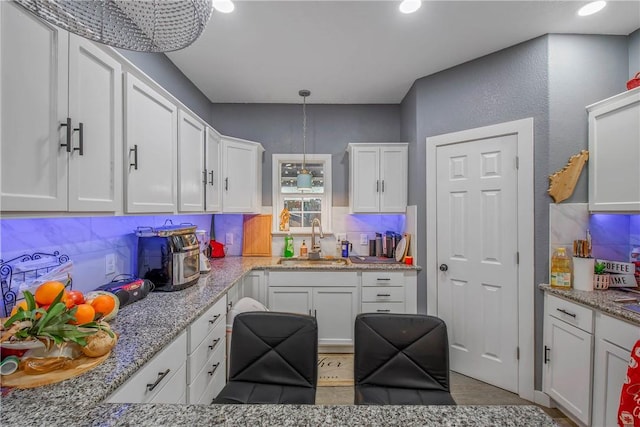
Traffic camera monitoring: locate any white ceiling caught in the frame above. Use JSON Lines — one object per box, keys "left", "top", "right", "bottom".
{"left": 166, "top": 0, "right": 640, "bottom": 104}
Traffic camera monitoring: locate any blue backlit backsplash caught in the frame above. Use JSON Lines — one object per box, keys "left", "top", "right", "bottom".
{"left": 589, "top": 213, "right": 640, "bottom": 261}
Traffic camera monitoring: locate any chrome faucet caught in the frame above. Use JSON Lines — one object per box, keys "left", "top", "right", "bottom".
{"left": 309, "top": 218, "right": 324, "bottom": 259}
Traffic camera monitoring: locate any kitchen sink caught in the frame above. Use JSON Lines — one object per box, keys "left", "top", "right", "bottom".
{"left": 277, "top": 257, "right": 351, "bottom": 266}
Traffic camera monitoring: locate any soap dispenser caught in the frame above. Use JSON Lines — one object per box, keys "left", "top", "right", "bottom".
{"left": 300, "top": 240, "right": 308, "bottom": 257}
{"left": 284, "top": 234, "right": 294, "bottom": 258}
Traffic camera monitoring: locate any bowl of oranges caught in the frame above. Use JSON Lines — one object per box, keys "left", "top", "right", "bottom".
{"left": 1, "top": 281, "right": 119, "bottom": 371}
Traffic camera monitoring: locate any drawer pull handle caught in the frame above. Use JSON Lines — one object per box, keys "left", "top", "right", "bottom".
{"left": 209, "top": 338, "right": 220, "bottom": 350}
{"left": 209, "top": 314, "right": 221, "bottom": 324}
{"left": 556, "top": 308, "right": 576, "bottom": 318}
{"left": 208, "top": 363, "right": 220, "bottom": 376}
{"left": 146, "top": 369, "right": 170, "bottom": 391}
{"left": 60, "top": 117, "right": 72, "bottom": 153}
{"left": 544, "top": 345, "right": 550, "bottom": 364}
{"left": 377, "top": 293, "right": 391, "bottom": 297}
{"left": 377, "top": 278, "right": 391, "bottom": 281}
{"left": 377, "top": 309, "right": 391, "bottom": 313}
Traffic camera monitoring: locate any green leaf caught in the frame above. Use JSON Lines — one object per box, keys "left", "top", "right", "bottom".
{"left": 23, "top": 291, "right": 37, "bottom": 311}
{"left": 3, "top": 309, "right": 31, "bottom": 327}
{"left": 49, "top": 288, "right": 65, "bottom": 308}
{"left": 36, "top": 302, "right": 66, "bottom": 334}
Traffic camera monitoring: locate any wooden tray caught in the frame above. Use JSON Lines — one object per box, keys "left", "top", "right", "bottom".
{"left": 0, "top": 351, "right": 110, "bottom": 389}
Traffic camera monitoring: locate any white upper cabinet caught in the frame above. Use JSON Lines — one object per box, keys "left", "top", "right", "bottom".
{"left": 124, "top": 73, "right": 177, "bottom": 213}
{"left": 221, "top": 136, "right": 263, "bottom": 213}
{"left": 348, "top": 143, "right": 408, "bottom": 213}
{"left": 588, "top": 87, "right": 640, "bottom": 212}
{"left": 1, "top": 2, "right": 122, "bottom": 213}
{"left": 205, "top": 127, "right": 222, "bottom": 212}
{"left": 177, "top": 109, "right": 206, "bottom": 212}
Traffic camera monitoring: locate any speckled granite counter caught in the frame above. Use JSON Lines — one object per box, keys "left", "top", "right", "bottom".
{"left": 2, "top": 402, "right": 556, "bottom": 426}
{"left": 539, "top": 284, "right": 640, "bottom": 326}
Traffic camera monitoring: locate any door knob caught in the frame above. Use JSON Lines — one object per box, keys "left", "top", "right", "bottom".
{"left": 439, "top": 264, "right": 448, "bottom": 272}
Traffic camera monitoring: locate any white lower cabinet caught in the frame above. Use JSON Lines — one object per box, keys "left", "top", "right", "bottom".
{"left": 268, "top": 271, "right": 359, "bottom": 347}
{"left": 107, "top": 330, "right": 187, "bottom": 404}
{"left": 592, "top": 313, "right": 638, "bottom": 427}
{"left": 361, "top": 271, "right": 411, "bottom": 314}
{"left": 187, "top": 297, "right": 227, "bottom": 404}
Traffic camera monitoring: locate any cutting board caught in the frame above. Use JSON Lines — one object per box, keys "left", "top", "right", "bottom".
{"left": 242, "top": 214, "right": 272, "bottom": 256}
{"left": 0, "top": 351, "right": 110, "bottom": 389}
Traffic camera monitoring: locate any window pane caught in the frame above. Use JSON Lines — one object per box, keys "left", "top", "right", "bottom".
{"left": 303, "top": 198, "right": 322, "bottom": 212}
{"left": 283, "top": 197, "right": 322, "bottom": 228}
{"left": 280, "top": 161, "right": 324, "bottom": 193}
{"left": 303, "top": 212, "right": 321, "bottom": 227}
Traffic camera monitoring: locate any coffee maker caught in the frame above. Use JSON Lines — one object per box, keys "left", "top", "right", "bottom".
{"left": 196, "top": 229, "right": 211, "bottom": 273}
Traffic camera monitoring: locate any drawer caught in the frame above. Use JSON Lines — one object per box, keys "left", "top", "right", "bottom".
{"left": 361, "top": 286, "right": 405, "bottom": 302}
{"left": 361, "top": 302, "right": 406, "bottom": 314}
{"left": 150, "top": 361, "right": 187, "bottom": 404}
{"left": 596, "top": 312, "right": 640, "bottom": 351}
{"left": 189, "top": 297, "right": 227, "bottom": 354}
{"left": 188, "top": 341, "right": 226, "bottom": 403}
{"left": 107, "top": 330, "right": 187, "bottom": 403}
{"left": 547, "top": 294, "right": 593, "bottom": 333}
{"left": 269, "top": 271, "right": 358, "bottom": 287}
{"left": 362, "top": 271, "right": 405, "bottom": 286}
{"left": 197, "top": 360, "right": 227, "bottom": 404}
{"left": 188, "top": 319, "right": 225, "bottom": 384}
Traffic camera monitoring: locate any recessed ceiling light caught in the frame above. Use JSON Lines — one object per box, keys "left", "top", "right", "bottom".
{"left": 213, "top": 0, "right": 235, "bottom": 14}
{"left": 399, "top": 0, "right": 421, "bottom": 14}
{"left": 578, "top": 1, "right": 607, "bottom": 16}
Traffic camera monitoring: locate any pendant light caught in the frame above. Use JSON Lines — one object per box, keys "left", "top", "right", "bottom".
{"left": 297, "top": 89, "right": 313, "bottom": 190}
{"left": 14, "top": 0, "right": 214, "bottom": 53}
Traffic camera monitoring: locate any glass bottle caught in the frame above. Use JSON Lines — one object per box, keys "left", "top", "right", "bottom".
{"left": 300, "top": 240, "right": 308, "bottom": 257}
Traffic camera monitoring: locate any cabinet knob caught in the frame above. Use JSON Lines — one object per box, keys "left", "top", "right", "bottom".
{"left": 439, "top": 264, "right": 448, "bottom": 272}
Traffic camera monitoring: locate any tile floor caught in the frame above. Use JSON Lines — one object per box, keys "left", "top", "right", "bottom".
{"left": 315, "top": 371, "right": 576, "bottom": 426}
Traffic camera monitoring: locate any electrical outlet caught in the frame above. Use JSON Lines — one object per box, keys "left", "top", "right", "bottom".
{"left": 226, "top": 233, "right": 234, "bottom": 245}
{"left": 336, "top": 233, "right": 346, "bottom": 242}
{"left": 105, "top": 253, "right": 116, "bottom": 275}
{"left": 360, "top": 234, "right": 368, "bottom": 245}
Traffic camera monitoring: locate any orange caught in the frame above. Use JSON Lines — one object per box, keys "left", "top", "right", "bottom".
{"left": 34, "top": 281, "right": 66, "bottom": 306}
{"left": 72, "top": 304, "right": 95, "bottom": 325}
{"left": 9, "top": 300, "right": 31, "bottom": 317}
{"left": 90, "top": 295, "right": 116, "bottom": 318}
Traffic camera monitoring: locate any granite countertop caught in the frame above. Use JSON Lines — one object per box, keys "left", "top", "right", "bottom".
{"left": 539, "top": 284, "right": 640, "bottom": 326}
{"left": 1, "top": 256, "right": 427, "bottom": 425}
{"left": 2, "top": 402, "right": 557, "bottom": 426}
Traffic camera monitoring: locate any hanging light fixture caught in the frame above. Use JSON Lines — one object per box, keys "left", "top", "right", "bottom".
{"left": 14, "top": 0, "right": 214, "bottom": 52}
{"left": 297, "top": 89, "right": 313, "bottom": 190}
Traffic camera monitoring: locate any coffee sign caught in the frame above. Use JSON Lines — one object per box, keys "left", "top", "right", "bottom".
{"left": 596, "top": 259, "right": 634, "bottom": 274}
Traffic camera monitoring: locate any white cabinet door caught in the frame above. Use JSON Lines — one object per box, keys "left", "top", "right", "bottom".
{"left": 268, "top": 286, "right": 313, "bottom": 315}
{"left": 205, "top": 127, "right": 222, "bottom": 212}
{"left": 379, "top": 145, "right": 408, "bottom": 212}
{"left": 1, "top": 1, "right": 68, "bottom": 211}
{"left": 67, "top": 34, "right": 122, "bottom": 212}
{"left": 178, "top": 109, "right": 205, "bottom": 212}
{"left": 588, "top": 88, "right": 640, "bottom": 212}
{"left": 222, "top": 137, "right": 262, "bottom": 213}
{"left": 348, "top": 143, "right": 408, "bottom": 213}
{"left": 543, "top": 315, "right": 593, "bottom": 425}
{"left": 313, "top": 287, "right": 358, "bottom": 346}
{"left": 592, "top": 314, "right": 638, "bottom": 427}
{"left": 124, "top": 73, "right": 177, "bottom": 213}
{"left": 242, "top": 271, "right": 265, "bottom": 305}
{"left": 349, "top": 145, "right": 380, "bottom": 212}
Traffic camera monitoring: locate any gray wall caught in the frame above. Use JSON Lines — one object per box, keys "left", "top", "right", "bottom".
{"left": 116, "top": 50, "right": 212, "bottom": 123}
{"left": 402, "top": 33, "right": 630, "bottom": 390}
{"left": 210, "top": 104, "right": 401, "bottom": 206}
{"left": 630, "top": 29, "right": 640, "bottom": 78}
{"left": 548, "top": 34, "right": 629, "bottom": 204}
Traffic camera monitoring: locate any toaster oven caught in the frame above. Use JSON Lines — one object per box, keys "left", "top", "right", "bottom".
{"left": 136, "top": 224, "right": 200, "bottom": 291}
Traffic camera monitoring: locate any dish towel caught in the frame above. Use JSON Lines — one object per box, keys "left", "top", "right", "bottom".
{"left": 619, "top": 339, "right": 640, "bottom": 426}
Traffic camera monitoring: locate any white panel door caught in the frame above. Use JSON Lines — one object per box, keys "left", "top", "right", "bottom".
{"left": 351, "top": 146, "right": 380, "bottom": 212}
{"left": 267, "top": 287, "right": 312, "bottom": 315}
{"left": 124, "top": 73, "right": 177, "bottom": 213}
{"left": 313, "top": 287, "right": 358, "bottom": 346}
{"left": 67, "top": 34, "right": 122, "bottom": 212}
{"left": 178, "top": 109, "right": 205, "bottom": 212}
{"left": 205, "top": 127, "right": 222, "bottom": 212}
{"left": 222, "top": 138, "right": 257, "bottom": 212}
{"left": 436, "top": 134, "right": 519, "bottom": 392}
{"left": 1, "top": 1, "right": 68, "bottom": 211}
{"left": 379, "top": 146, "right": 407, "bottom": 212}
